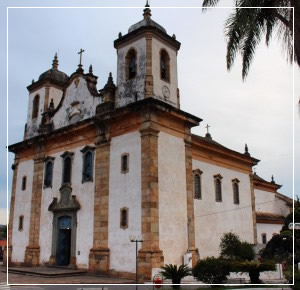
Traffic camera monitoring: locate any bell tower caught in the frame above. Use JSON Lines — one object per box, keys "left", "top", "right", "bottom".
{"left": 114, "top": 3, "right": 181, "bottom": 108}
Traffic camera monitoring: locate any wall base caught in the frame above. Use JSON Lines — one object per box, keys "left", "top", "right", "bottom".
{"left": 88, "top": 247, "right": 110, "bottom": 273}
{"left": 24, "top": 246, "right": 40, "bottom": 267}
{"left": 138, "top": 249, "right": 164, "bottom": 280}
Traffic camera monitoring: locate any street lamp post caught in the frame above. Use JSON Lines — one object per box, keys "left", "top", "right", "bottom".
{"left": 130, "top": 235, "right": 143, "bottom": 286}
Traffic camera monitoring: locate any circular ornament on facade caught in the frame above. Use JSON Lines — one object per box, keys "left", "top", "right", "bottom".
{"left": 162, "top": 85, "right": 170, "bottom": 99}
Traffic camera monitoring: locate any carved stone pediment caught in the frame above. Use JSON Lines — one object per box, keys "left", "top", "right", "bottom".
{"left": 48, "top": 185, "right": 80, "bottom": 212}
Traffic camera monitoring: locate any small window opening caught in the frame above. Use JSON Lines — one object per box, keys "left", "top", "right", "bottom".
{"left": 120, "top": 208, "right": 128, "bottom": 229}
{"left": 22, "top": 176, "right": 27, "bottom": 191}
{"left": 121, "top": 154, "right": 129, "bottom": 174}
{"left": 18, "top": 215, "right": 24, "bottom": 231}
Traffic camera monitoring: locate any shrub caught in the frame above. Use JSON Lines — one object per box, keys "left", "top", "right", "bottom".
{"left": 192, "top": 257, "right": 231, "bottom": 284}
{"left": 231, "top": 260, "right": 276, "bottom": 284}
{"left": 160, "top": 264, "right": 191, "bottom": 289}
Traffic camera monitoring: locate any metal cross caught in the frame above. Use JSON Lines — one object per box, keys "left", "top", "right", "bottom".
{"left": 78, "top": 48, "right": 85, "bottom": 68}
{"left": 205, "top": 124, "right": 210, "bottom": 134}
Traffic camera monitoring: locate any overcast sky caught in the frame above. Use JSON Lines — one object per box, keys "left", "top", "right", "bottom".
{"left": 0, "top": 0, "right": 298, "bottom": 225}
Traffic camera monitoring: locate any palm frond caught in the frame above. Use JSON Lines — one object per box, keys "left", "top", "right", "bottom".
{"left": 202, "top": 0, "right": 221, "bottom": 11}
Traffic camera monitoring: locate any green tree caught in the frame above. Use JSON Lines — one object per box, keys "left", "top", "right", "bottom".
{"left": 192, "top": 257, "right": 231, "bottom": 284}
{"left": 202, "top": 0, "right": 299, "bottom": 80}
{"left": 160, "top": 264, "right": 191, "bottom": 289}
{"left": 220, "top": 232, "right": 255, "bottom": 260}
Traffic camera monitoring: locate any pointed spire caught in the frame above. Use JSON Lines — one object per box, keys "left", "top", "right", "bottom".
{"left": 271, "top": 175, "right": 275, "bottom": 184}
{"left": 143, "top": 0, "right": 151, "bottom": 20}
{"left": 104, "top": 72, "right": 116, "bottom": 89}
{"left": 89, "top": 64, "right": 93, "bottom": 74}
{"left": 244, "top": 143, "right": 250, "bottom": 156}
{"left": 52, "top": 52, "right": 58, "bottom": 70}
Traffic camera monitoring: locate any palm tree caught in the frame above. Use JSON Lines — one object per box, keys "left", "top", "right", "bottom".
{"left": 202, "top": 0, "right": 299, "bottom": 80}
{"left": 160, "top": 264, "right": 191, "bottom": 289}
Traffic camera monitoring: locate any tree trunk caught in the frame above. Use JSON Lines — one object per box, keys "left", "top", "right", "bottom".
{"left": 249, "top": 269, "right": 261, "bottom": 284}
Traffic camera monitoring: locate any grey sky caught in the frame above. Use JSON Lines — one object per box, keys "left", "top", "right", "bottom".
{"left": 1, "top": 0, "right": 298, "bottom": 224}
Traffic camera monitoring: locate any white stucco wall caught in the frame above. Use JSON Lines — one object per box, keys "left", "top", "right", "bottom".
{"left": 158, "top": 132, "right": 188, "bottom": 265}
{"left": 11, "top": 160, "right": 34, "bottom": 262}
{"left": 192, "top": 160, "right": 254, "bottom": 258}
{"left": 255, "top": 189, "right": 290, "bottom": 217}
{"left": 39, "top": 145, "right": 94, "bottom": 268}
{"left": 108, "top": 131, "right": 142, "bottom": 273}
{"left": 52, "top": 76, "right": 102, "bottom": 130}
{"left": 116, "top": 37, "right": 146, "bottom": 107}
{"left": 49, "top": 86, "right": 63, "bottom": 108}
{"left": 152, "top": 38, "right": 178, "bottom": 107}
{"left": 256, "top": 223, "right": 283, "bottom": 244}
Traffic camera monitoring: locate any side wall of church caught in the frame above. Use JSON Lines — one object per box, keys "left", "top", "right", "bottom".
{"left": 254, "top": 189, "right": 290, "bottom": 217}
{"left": 116, "top": 37, "right": 146, "bottom": 107}
{"left": 11, "top": 160, "right": 34, "bottom": 262}
{"left": 108, "top": 131, "right": 142, "bottom": 273}
{"left": 158, "top": 132, "right": 188, "bottom": 265}
{"left": 192, "top": 160, "right": 254, "bottom": 258}
{"left": 256, "top": 223, "right": 283, "bottom": 244}
{"left": 39, "top": 145, "right": 95, "bottom": 268}
{"left": 152, "top": 38, "right": 178, "bottom": 107}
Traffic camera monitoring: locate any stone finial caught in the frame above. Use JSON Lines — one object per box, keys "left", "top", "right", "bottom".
{"left": 271, "top": 175, "right": 275, "bottom": 184}
{"left": 49, "top": 98, "right": 54, "bottom": 110}
{"left": 52, "top": 52, "right": 58, "bottom": 70}
{"left": 143, "top": 0, "right": 151, "bottom": 20}
{"left": 118, "top": 32, "right": 122, "bottom": 38}
{"left": 104, "top": 72, "right": 116, "bottom": 89}
{"left": 172, "top": 34, "right": 176, "bottom": 39}
{"left": 244, "top": 143, "right": 250, "bottom": 156}
{"left": 89, "top": 64, "right": 93, "bottom": 74}
{"left": 32, "top": 79, "right": 34, "bottom": 84}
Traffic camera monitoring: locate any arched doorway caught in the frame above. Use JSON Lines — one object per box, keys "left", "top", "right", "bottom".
{"left": 48, "top": 185, "right": 80, "bottom": 267}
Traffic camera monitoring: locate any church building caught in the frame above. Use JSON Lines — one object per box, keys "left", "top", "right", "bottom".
{"left": 7, "top": 4, "right": 292, "bottom": 280}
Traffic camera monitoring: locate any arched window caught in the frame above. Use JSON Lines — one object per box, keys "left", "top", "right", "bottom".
{"left": 262, "top": 233, "right": 267, "bottom": 244}
{"left": 160, "top": 49, "right": 170, "bottom": 82}
{"left": 44, "top": 157, "right": 54, "bottom": 188}
{"left": 121, "top": 153, "right": 129, "bottom": 174}
{"left": 61, "top": 152, "right": 74, "bottom": 185}
{"left": 214, "top": 174, "right": 223, "bottom": 202}
{"left": 120, "top": 207, "right": 129, "bottom": 229}
{"left": 232, "top": 179, "right": 240, "bottom": 204}
{"left": 22, "top": 176, "right": 27, "bottom": 191}
{"left": 80, "top": 146, "right": 95, "bottom": 183}
{"left": 193, "top": 169, "right": 203, "bottom": 199}
{"left": 32, "top": 95, "right": 40, "bottom": 119}
{"left": 126, "top": 49, "right": 137, "bottom": 80}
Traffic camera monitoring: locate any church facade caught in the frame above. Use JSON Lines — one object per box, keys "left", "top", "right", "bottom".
{"left": 7, "top": 5, "right": 292, "bottom": 280}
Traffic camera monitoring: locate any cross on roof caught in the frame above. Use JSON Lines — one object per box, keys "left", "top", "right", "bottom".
{"left": 78, "top": 48, "right": 85, "bottom": 69}
{"left": 205, "top": 124, "right": 210, "bottom": 134}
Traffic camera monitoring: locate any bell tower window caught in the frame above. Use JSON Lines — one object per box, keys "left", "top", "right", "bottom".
{"left": 32, "top": 95, "right": 40, "bottom": 119}
{"left": 160, "top": 49, "right": 170, "bottom": 82}
{"left": 126, "top": 48, "right": 137, "bottom": 80}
